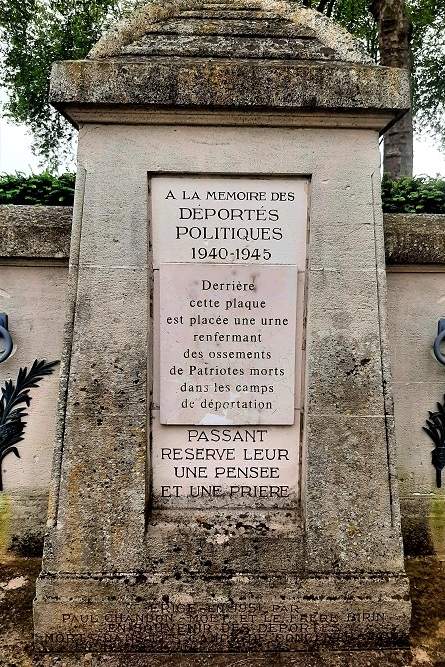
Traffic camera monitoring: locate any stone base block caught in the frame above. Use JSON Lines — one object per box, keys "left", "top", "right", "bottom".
{"left": 34, "top": 574, "right": 410, "bottom": 652}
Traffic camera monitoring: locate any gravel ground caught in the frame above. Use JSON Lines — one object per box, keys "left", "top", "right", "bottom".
{"left": 1, "top": 556, "right": 445, "bottom": 667}
{"left": 0, "top": 555, "right": 40, "bottom": 667}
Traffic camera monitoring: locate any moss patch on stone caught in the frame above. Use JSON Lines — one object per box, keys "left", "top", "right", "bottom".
{"left": 0, "top": 494, "right": 11, "bottom": 556}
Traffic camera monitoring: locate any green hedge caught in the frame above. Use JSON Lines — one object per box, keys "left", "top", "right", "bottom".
{"left": 1, "top": 172, "right": 445, "bottom": 213}
{"left": 381, "top": 175, "right": 445, "bottom": 213}
{"left": 0, "top": 172, "right": 75, "bottom": 205}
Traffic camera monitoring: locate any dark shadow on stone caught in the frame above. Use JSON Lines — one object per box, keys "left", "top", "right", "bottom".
{"left": 401, "top": 514, "right": 435, "bottom": 557}
{"left": 9, "top": 530, "right": 44, "bottom": 557}
{"left": 406, "top": 556, "right": 445, "bottom": 653}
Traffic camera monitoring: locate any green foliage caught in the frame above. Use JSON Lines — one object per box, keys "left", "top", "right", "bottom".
{"left": 0, "top": 0, "right": 136, "bottom": 169}
{"left": 0, "top": 172, "right": 75, "bottom": 205}
{"left": 0, "top": 0, "right": 444, "bottom": 164}
{"left": 410, "top": 1, "right": 445, "bottom": 150}
{"left": 330, "top": 0, "right": 379, "bottom": 60}
{"left": 381, "top": 174, "right": 445, "bottom": 213}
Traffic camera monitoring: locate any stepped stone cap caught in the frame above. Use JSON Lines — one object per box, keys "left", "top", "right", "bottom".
{"left": 50, "top": 0, "right": 410, "bottom": 130}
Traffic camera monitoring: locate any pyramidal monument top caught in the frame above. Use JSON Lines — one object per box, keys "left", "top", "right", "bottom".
{"left": 88, "top": 0, "right": 372, "bottom": 63}
{"left": 50, "top": 0, "right": 409, "bottom": 128}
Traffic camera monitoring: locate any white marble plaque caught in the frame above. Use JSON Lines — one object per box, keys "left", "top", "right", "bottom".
{"left": 151, "top": 176, "right": 307, "bottom": 267}
{"left": 160, "top": 263, "right": 297, "bottom": 425}
{"left": 151, "top": 176, "right": 307, "bottom": 506}
{"left": 152, "top": 413, "right": 300, "bottom": 508}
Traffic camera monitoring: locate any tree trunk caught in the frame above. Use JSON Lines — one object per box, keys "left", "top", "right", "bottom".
{"left": 369, "top": 0, "right": 413, "bottom": 177}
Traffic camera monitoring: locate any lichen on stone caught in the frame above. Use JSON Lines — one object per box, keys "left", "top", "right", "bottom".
{"left": 88, "top": 0, "right": 373, "bottom": 64}
{"left": 89, "top": 0, "right": 204, "bottom": 59}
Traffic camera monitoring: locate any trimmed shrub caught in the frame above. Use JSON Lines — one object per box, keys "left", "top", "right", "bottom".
{"left": 1, "top": 172, "right": 445, "bottom": 214}
{"left": 0, "top": 172, "right": 75, "bottom": 205}
{"left": 382, "top": 175, "right": 445, "bottom": 214}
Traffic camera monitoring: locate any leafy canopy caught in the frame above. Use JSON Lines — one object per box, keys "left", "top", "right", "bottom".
{"left": 0, "top": 0, "right": 133, "bottom": 169}
{"left": 410, "top": 0, "right": 445, "bottom": 150}
{"left": 0, "top": 0, "right": 445, "bottom": 166}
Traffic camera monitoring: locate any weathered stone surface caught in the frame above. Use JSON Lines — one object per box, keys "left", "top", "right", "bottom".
{"left": 140, "top": 17, "right": 317, "bottom": 38}
{"left": 0, "top": 205, "right": 71, "bottom": 258}
{"left": 385, "top": 213, "right": 445, "bottom": 264}
{"left": 122, "top": 34, "right": 336, "bottom": 59}
{"left": 306, "top": 415, "right": 404, "bottom": 572}
{"left": 307, "top": 269, "right": 385, "bottom": 416}
{"left": 50, "top": 60, "right": 410, "bottom": 124}
{"left": 34, "top": 652, "right": 414, "bottom": 667}
{"left": 88, "top": 0, "right": 373, "bottom": 63}
{"left": 4, "top": 207, "right": 445, "bottom": 266}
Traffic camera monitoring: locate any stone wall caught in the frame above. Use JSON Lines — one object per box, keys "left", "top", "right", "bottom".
{"left": 385, "top": 214, "right": 445, "bottom": 557}
{"left": 0, "top": 207, "right": 70, "bottom": 555}
{"left": 1, "top": 205, "right": 444, "bottom": 557}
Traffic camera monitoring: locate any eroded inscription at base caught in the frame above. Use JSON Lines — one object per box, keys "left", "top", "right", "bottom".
{"left": 37, "top": 601, "right": 404, "bottom": 652}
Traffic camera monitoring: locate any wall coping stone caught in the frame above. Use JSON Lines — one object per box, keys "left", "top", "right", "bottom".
{"left": 0, "top": 206, "right": 72, "bottom": 259}
{"left": 385, "top": 213, "right": 445, "bottom": 265}
{"left": 1, "top": 207, "right": 444, "bottom": 265}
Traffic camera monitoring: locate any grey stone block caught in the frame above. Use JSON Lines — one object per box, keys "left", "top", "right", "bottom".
{"left": 0, "top": 206, "right": 72, "bottom": 259}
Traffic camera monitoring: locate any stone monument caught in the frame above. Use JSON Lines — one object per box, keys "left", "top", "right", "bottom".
{"left": 34, "top": 0, "right": 412, "bottom": 659}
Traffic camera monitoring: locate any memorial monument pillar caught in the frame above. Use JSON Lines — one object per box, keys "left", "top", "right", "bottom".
{"left": 35, "top": 0, "right": 412, "bottom": 658}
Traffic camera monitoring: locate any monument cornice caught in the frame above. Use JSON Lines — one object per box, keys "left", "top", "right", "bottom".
{"left": 58, "top": 105, "right": 402, "bottom": 132}
{"left": 50, "top": 58, "right": 410, "bottom": 134}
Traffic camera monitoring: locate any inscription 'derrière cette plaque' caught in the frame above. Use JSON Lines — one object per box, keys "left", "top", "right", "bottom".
{"left": 151, "top": 176, "right": 307, "bottom": 505}
{"left": 160, "top": 263, "right": 297, "bottom": 425}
